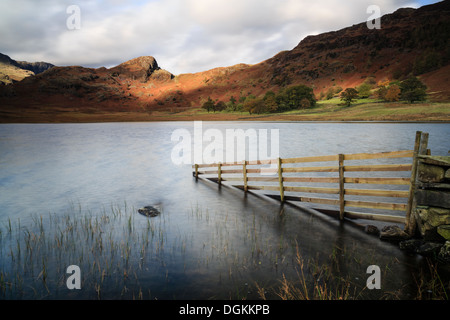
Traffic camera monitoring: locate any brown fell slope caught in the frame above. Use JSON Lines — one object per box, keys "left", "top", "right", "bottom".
{"left": 0, "top": 1, "right": 449, "bottom": 122}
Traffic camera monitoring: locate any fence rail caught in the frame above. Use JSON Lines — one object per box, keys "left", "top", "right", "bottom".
{"left": 193, "top": 131, "right": 429, "bottom": 232}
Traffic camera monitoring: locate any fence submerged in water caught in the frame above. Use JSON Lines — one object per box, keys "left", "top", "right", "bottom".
{"left": 193, "top": 131, "right": 431, "bottom": 235}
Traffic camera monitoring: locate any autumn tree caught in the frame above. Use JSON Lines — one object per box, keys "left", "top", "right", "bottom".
{"left": 384, "top": 84, "right": 401, "bottom": 102}
{"left": 376, "top": 78, "right": 390, "bottom": 100}
{"left": 300, "top": 98, "right": 311, "bottom": 109}
{"left": 263, "top": 91, "right": 278, "bottom": 113}
{"left": 243, "top": 97, "right": 263, "bottom": 114}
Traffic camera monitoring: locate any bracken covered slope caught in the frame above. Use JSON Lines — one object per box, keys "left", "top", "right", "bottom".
{"left": 0, "top": 1, "right": 449, "bottom": 122}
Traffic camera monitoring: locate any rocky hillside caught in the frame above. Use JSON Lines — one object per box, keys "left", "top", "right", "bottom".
{"left": 260, "top": 1, "right": 450, "bottom": 100}
{"left": 0, "top": 53, "right": 54, "bottom": 85}
{"left": 199, "top": 0, "right": 450, "bottom": 102}
{"left": 0, "top": 1, "right": 449, "bottom": 121}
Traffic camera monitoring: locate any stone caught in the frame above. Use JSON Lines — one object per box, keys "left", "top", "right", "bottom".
{"left": 379, "top": 225, "right": 410, "bottom": 241}
{"left": 446, "top": 169, "right": 450, "bottom": 180}
{"left": 420, "top": 222, "right": 443, "bottom": 241}
{"left": 138, "top": 206, "right": 160, "bottom": 217}
{"left": 416, "top": 206, "right": 450, "bottom": 228}
{"left": 438, "top": 241, "right": 450, "bottom": 263}
{"left": 437, "top": 225, "right": 450, "bottom": 241}
{"left": 417, "top": 163, "right": 445, "bottom": 183}
{"left": 416, "top": 206, "right": 450, "bottom": 240}
{"left": 418, "top": 155, "right": 450, "bottom": 167}
{"left": 399, "top": 239, "right": 424, "bottom": 253}
{"left": 149, "top": 69, "right": 174, "bottom": 82}
{"left": 415, "top": 189, "right": 450, "bottom": 209}
{"left": 417, "top": 182, "right": 450, "bottom": 190}
{"left": 416, "top": 242, "right": 443, "bottom": 257}
{"left": 364, "top": 225, "right": 380, "bottom": 236}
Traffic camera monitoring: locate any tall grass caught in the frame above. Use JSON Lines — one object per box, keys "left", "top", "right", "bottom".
{"left": 254, "top": 241, "right": 449, "bottom": 300}
{"left": 1, "top": 202, "right": 448, "bottom": 300}
{"left": 0, "top": 205, "right": 172, "bottom": 299}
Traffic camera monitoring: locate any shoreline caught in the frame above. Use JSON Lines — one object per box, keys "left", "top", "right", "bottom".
{"left": 1, "top": 118, "right": 450, "bottom": 125}
{"left": 1, "top": 101, "right": 449, "bottom": 124}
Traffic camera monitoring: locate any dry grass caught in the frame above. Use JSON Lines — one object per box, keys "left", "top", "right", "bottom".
{"left": 254, "top": 241, "right": 449, "bottom": 300}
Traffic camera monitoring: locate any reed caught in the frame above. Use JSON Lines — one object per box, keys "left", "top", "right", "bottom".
{"left": 1, "top": 201, "right": 448, "bottom": 300}
{"left": 0, "top": 204, "right": 170, "bottom": 299}
{"left": 413, "top": 258, "right": 449, "bottom": 300}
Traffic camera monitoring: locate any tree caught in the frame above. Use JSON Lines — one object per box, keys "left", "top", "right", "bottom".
{"left": 384, "top": 84, "right": 401, "bottom": 102}
{"left": 228, "top": 96, "right": 237, "bottom": 111}
{"left": 263, "top": 91, "right": 278, "bottom": 113}
{"left": 400, "top": 76, "right": 427, "bottom": 103}
{"left": 377, "top": 78, "right": 390, "bottom": 88}
{"left": 340, "top": 88, "right": 359, "bottom": 106}
{"left": 357, "top": 82, "right": 372, "bottom": 98}
{"left": 300, "top": 98, "right": 311, "bottom": 109}
{"left": 334, "top": 86, "right": 343, "bottom": 94}
{"left": 376, "top": 86, "right": 388, "bottom": 100}
{"left": 275, "top": 85, "right": 316, "bottom": 111}
{"left": 252, "top": 99, "right": 269, "bottom": 114}
{"left": 413, "top": 49, "right": 441, "bottom": 75}
{"left": 243, "top": 96, "right": 261, "bottom": 114}
{"left": 326, "top": 87, "right": 334, "bottom": 100}
{"left": 214, "top": 100, "right": 227, "bottom": 112}
{"left": 202, "top": 96, "right": 215, "bottom": 113}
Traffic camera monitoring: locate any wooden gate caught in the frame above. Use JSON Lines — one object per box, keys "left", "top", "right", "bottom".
{"left": 193, "top": 131, "right": 429, "bottom": 234}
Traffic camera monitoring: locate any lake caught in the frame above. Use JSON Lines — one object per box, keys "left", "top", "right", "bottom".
{"left": 0, "top": 121, "right": 449, "bottom": 299}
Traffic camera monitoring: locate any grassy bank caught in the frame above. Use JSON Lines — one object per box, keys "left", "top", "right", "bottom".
{"left": 0, "top": 100, "right": 449, "bottom": 123}
{"left": 190, "top": 99, "right": 450, "bottom": 122}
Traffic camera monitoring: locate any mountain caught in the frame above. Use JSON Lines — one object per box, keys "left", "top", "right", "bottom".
{"left": 0, "top": 1, "right": 449, "bottom": 122}
{"left": 0, "top": 53, "right": 54, "bottom": 85}
{"left": 14, "top": 60, "right": 55, "bottom": 75}
{"left": 260, "top": 1, "right": 450, "bottom": 100}
{"left": 0, "top": 53, "right": 34, "bottom": 85}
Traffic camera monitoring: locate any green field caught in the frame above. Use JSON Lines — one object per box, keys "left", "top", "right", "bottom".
{"left": 179, "top": 98, "right": 450, "bottom": 122}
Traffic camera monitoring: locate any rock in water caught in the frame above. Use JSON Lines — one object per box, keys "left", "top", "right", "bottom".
{"left": 364, "top": 225, "right": 380, "bottom": 236}
{"left": 138, "top": 206, "right": 160, "bottom": 217}
{"left": 379, "top": 225, "right": 410, "bottom": 241}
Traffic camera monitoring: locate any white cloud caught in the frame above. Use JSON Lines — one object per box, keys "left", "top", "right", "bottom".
{"left": 0, "top": 0, "right": 427, "bottom": 75}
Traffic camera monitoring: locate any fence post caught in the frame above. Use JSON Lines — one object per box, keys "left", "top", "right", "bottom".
{"left": 195, "top": 164, "right": 199, "bottom": 179}
{"left": 419, "top": 132, "right": 429, "bottom": 155}
{"left": 218, "top": 163, "right": 222, "bottom": 185}
{"left": 278, "top": 157, "right": 284, "bottom": 202}
{"left": 339, "top": 154, "right": 345, "bottom": 220}
{"left": 405, "top": 131, "right": 422, "bottom": 235}
{"left": 243, "top": 160, "right": 248, "bottom": 192}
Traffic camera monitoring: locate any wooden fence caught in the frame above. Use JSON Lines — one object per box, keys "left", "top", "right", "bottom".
{"left": 192, "top": 131, "right": 429, "bottom": 233}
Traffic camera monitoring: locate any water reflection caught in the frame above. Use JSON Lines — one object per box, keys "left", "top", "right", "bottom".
{"left": 0, "top": 122, "right": 449, "bottom": 299}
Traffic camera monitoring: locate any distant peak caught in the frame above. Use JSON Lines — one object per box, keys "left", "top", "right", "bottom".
{"left": 109, "top": 56, "right": 174, "bottom": 82}
{"left": 114, "top": 56, "right": 158, "bottom": 69}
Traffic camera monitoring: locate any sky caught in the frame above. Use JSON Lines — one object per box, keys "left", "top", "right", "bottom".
{"left": 0, "top": 0, "right": 442, "bottom": 75}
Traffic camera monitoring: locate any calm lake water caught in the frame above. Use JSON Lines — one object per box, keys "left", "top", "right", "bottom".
{"left": 0, "top": 121, "right": 449, "bottom": 299}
